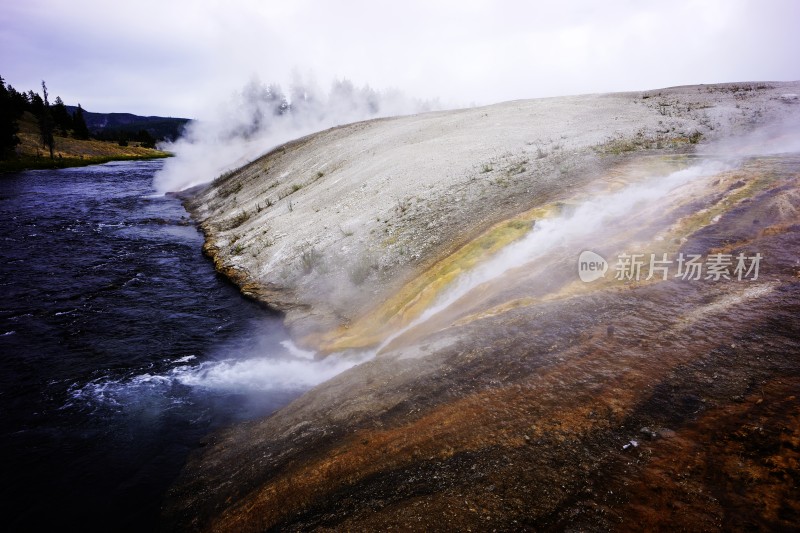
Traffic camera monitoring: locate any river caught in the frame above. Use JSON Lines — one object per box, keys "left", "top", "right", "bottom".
{"left": 0, "top": 160, "right": 305, "bottom": 531}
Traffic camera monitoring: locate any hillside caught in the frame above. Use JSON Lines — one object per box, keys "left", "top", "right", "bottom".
{"left": 1, "top": 111, "right": 171, "bottom": 172}
{"left": 166, "top": 82, "right": 800, "bottom": 530}
{"left": 184, "top": 81, "right": 799, "bottom": 346}
{"left": 65, "top": 106, "right": 190, "bottom": 141}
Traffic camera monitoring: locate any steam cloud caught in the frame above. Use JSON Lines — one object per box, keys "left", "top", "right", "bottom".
{"left": 379, "top": 121, "right": 800, "bottom": 350}
{"left": 153, "top": 76, "right": 438, "bottom": 192}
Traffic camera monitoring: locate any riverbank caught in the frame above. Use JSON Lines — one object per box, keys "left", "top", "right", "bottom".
{"left": 0, "top": 152, "right": 171, "bottom": 173}
{"left": 0, "top": 111, "right": 172, "bottom": 173}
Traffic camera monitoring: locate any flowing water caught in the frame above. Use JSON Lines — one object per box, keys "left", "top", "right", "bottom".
{"left": 0, "top": 160, "right": 338, "bottom": 531}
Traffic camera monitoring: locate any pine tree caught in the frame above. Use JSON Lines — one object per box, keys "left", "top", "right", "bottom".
{"left": 0, "top": 75, "right": 21, "bottom": 159}
{"left": 39, "top": 81, "right": 55, "bottom": 158}
{"left": 51, "top": 96, "right": 72, "bottom": 136}
{"left": 28, "top": 90, "right": 44, "bottom": 117}
{"left": 5, "top": 84, "right": 28, "bottom": 118}
{"left": 72, "top": 104, "right": 89, "bottom": 140}
{"left": 135, "top": 129, "right": 156, "bottom": 148}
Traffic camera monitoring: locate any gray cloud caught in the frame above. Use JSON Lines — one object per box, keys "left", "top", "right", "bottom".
{"left": 2, "top": 0, "right": 799, "bottom": 117}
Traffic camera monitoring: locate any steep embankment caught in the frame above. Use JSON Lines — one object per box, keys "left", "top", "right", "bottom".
{"left": 167, "top": 83, "right": 800, "bottom": 531}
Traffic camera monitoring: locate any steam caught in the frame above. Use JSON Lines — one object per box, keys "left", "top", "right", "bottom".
{"left": 153, "top": 76, "right": 437, "bottom": 192}
{"left": 170, "top": 344, "right": 371, "bottom": 391}
{"left": 380, "top": 121, "right": 800, "bottom": 349}
{"left": 379, "top": 160, "right": 732, "bottom": 350}
{"left": 705, "top": 117, "right": 800, "bottom": 158}
{"left": 70, "top": 338, "right": 373, "bottom": 413}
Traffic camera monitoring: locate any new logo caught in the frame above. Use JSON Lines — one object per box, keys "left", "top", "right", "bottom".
{"left": 578, "top": 250, "right": 608, "bottom": 282}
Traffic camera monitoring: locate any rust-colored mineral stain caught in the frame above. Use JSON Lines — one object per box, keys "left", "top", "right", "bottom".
{"left": 618, "top": 379, "right": 800, "bottom": 531}
{"left": 211, "top": 279, "right": 789, "bottom": 531}
{"left": 172, "top": 154, "right": 800, "bottom": 532}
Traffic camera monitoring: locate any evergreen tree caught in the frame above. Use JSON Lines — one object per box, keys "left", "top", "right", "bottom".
{"left": 39, "top": 81, "right": 55, "bottom": 158}
{"left": 0, "top": 75, "right": 21, "bottom": 159}
{"left": 5, "top": 84, "right": 29, "bottom": 117}
{"left": 72, "top": 104, "right": 90, "bottom": 140}
{"left": 51, "top": 96, "right": 72, "bottom": 135}
{"left": 28, "top": 90, "right": 44, "bottom": 117}
{"left": 135, "top": 129, "right": 156, "bottom": 149}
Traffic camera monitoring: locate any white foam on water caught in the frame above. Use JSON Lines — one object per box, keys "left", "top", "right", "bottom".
{"left": 69, "top": 340, "right": 373, "bottom": 409}
{"left": 169, "top": 350, "right": 370, "bottom": 392}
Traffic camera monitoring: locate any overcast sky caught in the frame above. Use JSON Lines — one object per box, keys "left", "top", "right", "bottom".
{"left": 2, "top": 0, "right": 798, "bottom": 118}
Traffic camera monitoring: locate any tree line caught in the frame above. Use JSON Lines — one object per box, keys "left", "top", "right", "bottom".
{"left": 0, "top": 76, "right": 162, "bottom": 161}
{"left": 0, "top": 75, "right": 91, "bottom": 159}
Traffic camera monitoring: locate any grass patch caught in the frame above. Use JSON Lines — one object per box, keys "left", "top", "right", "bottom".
{"left": 212, "top": 169, "right": 236, "bottom": 186}
{"left": 220, "top": 210, "right": 250, "bottom": 231}
{"left": 5, "top": 120, "right": 173, "bottom": 174}
{"left": 506, "top": 159, "right": 529, "bottom": 176}
{"left": 0, "top": 152, "right": 170, "bottom": 173}
{"left": 594, "top": 130, "right": 702, "bottom": 155}
{"left": 278, "top": 184, "right": 303, "bottom": 200}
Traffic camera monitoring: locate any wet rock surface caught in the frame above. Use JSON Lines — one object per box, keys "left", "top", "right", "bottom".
{"left": 163, "top": 270, "right": 800, "bottom": 531}
{"left": 165, "top": 85, "right": 800, "bottom": 531}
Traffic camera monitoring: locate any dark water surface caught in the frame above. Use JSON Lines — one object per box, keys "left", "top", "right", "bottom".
{"left": 0, "top": 160, "right": 300, "bottom": 531}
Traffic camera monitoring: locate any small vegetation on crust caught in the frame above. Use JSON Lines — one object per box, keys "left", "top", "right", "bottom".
{"left": 395, "top": 196, "right": 413, "bottom": 216}
{"left": 278, "top": 183, "right": 304, "bottom": 200}
{"left": 506, "top": 159, "right": 529, "bottom": 176}
{"left": 219, "top": 181, "right": 243, "bottom": 198}
{"left": 229, "top": 210, "right": 250, "bottom": 228}
{"left": 594, "top": 127, "right": 705, "bottom": 155}
{"left": 348, "top": 256, "right": 376, "bottom": 285}
{"left": 213, "top": 169, "right": 236, "bottom": 186}
{"left": 256, "top": 198, "right": 273, "bottom": 212}
{"left": 299, "top": 245, "right": 323, "bottom": 274}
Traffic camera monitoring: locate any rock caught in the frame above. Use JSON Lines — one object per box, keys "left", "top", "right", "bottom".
{"left": 640, "top": 427, "right": 658, "bottom": 439}
{"left": 658, "top": 428, "right": 677, "bottom": 439}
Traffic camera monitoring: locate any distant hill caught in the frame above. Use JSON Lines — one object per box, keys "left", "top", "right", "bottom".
{"left": 65, "top": 106, "right": 190, "bottom": 142}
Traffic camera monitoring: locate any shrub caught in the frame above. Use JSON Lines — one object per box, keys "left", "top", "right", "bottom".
{"left": 300, "top": 246, "right": 322, "bottom": 274}
{"left": 348, "top": 258, "right": 373, "bottom": 285}
{"left": 227, "top": 210, "right": 250, "bottom": 229}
